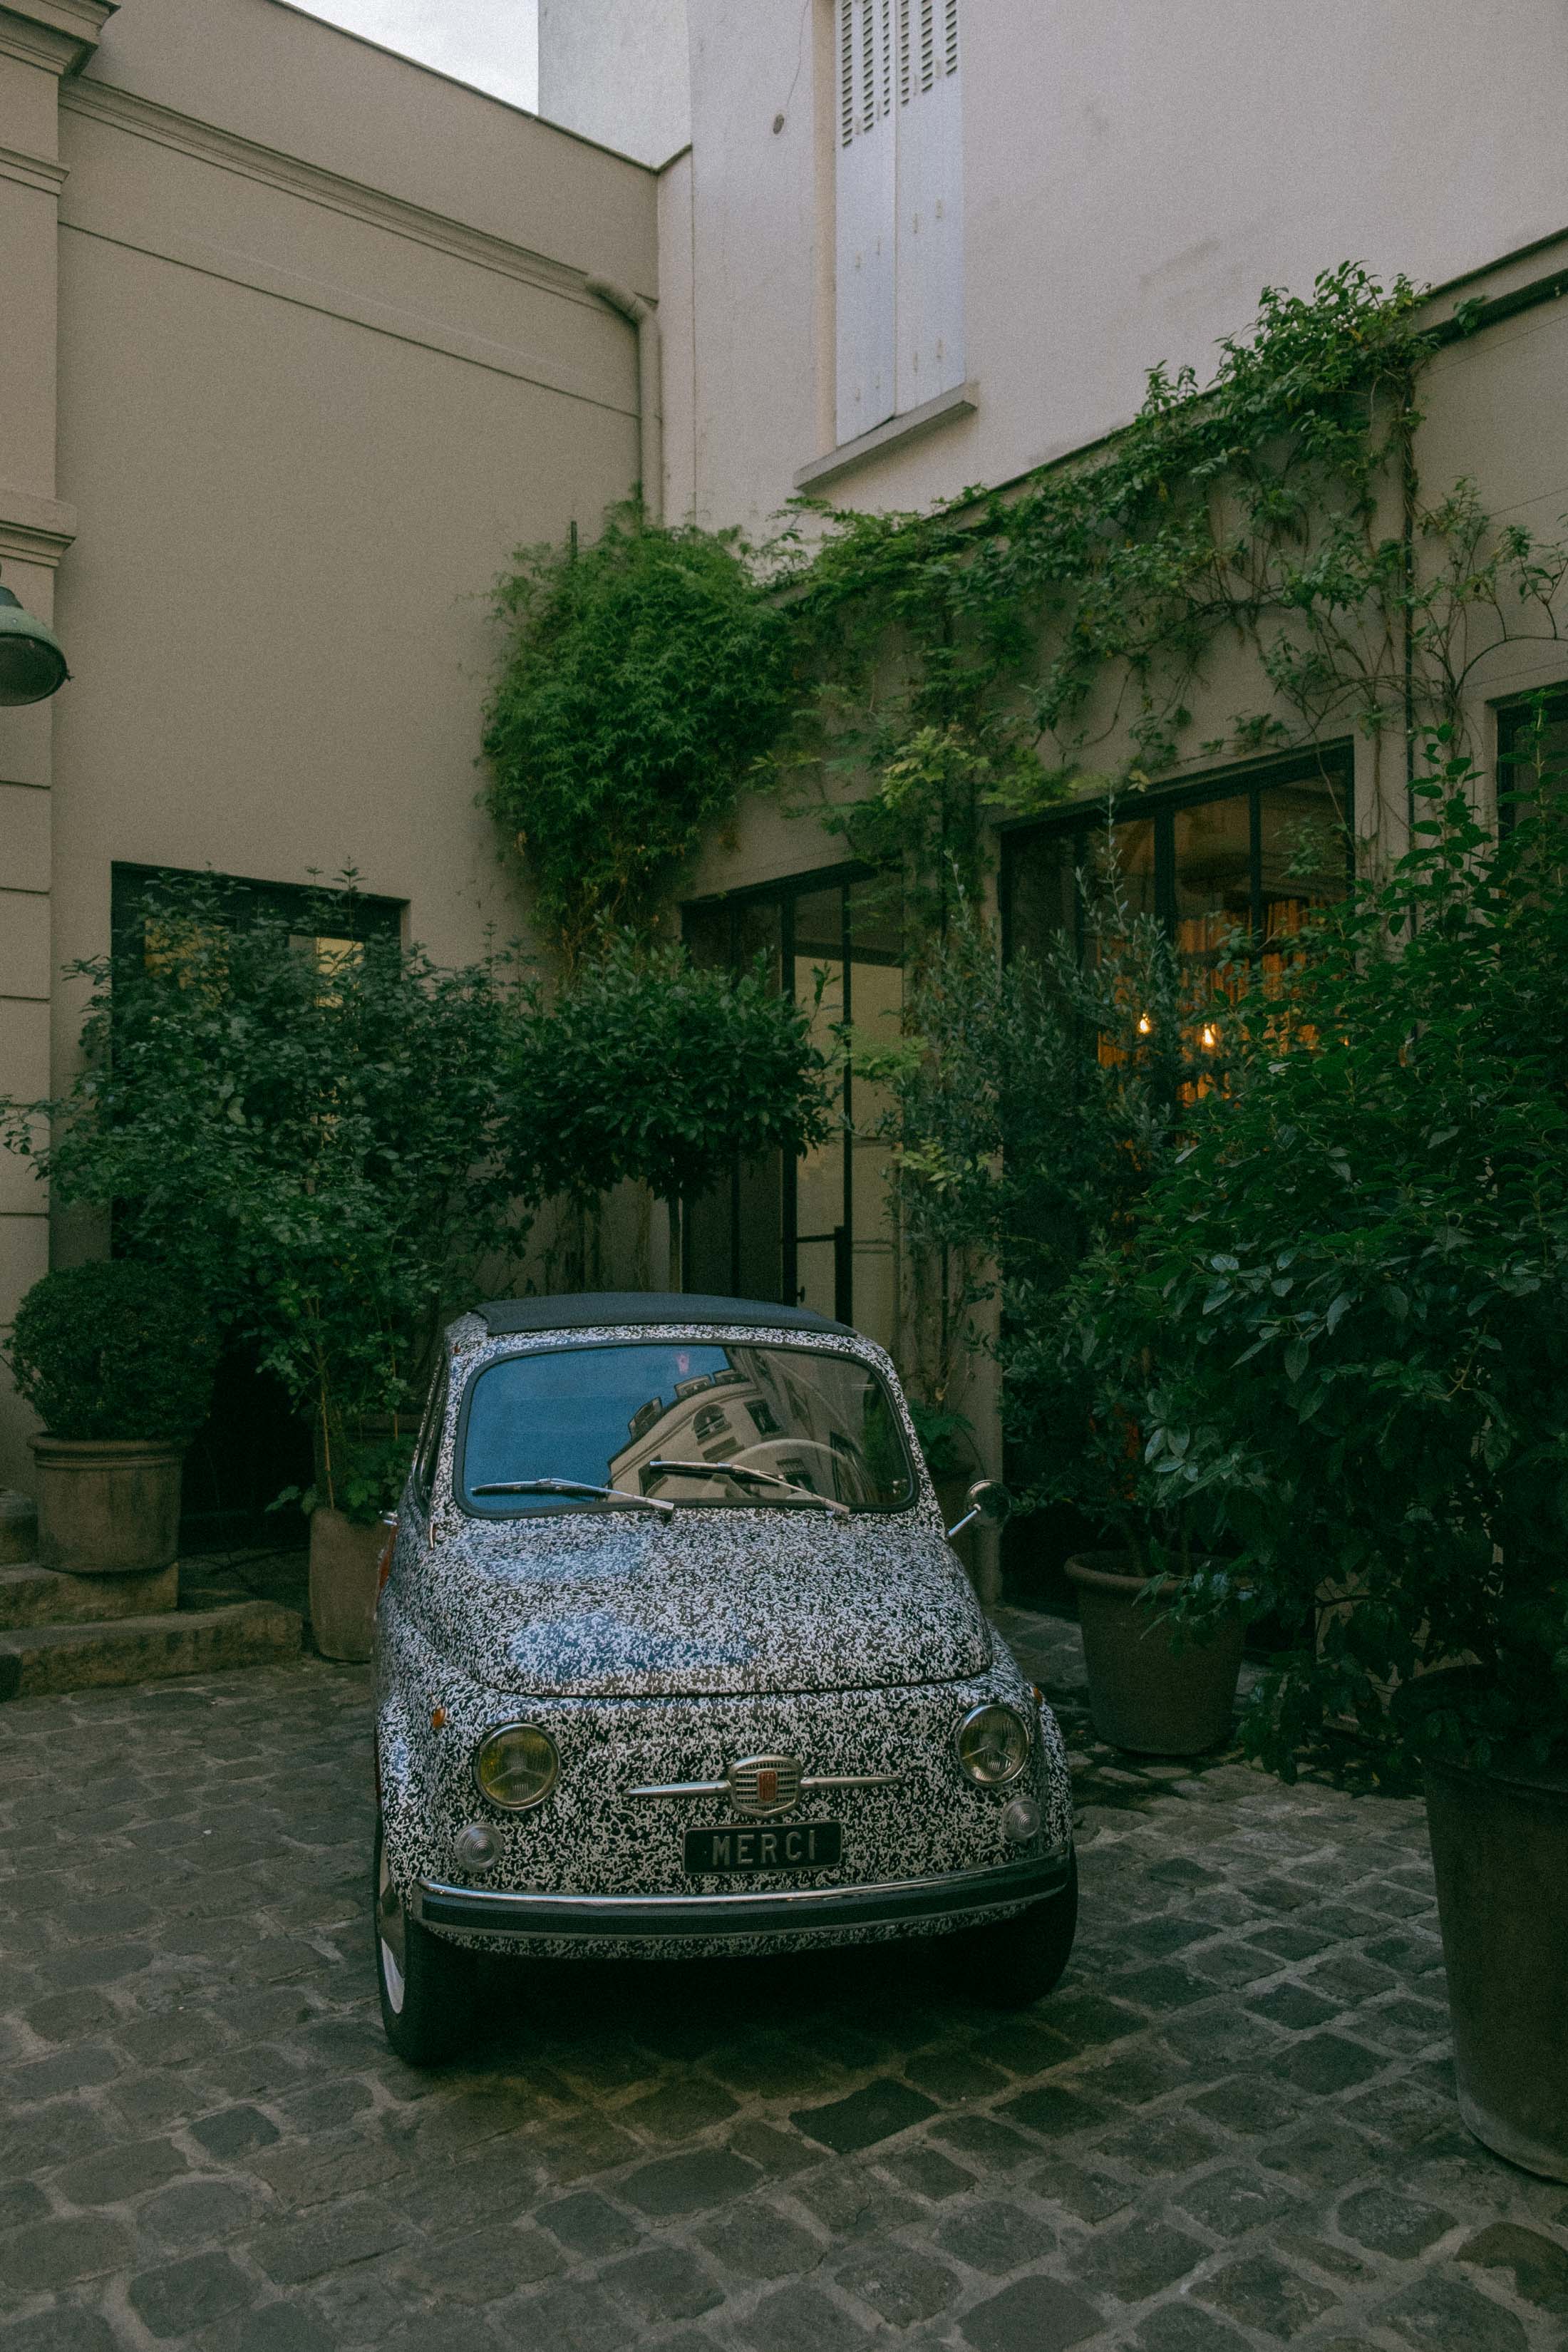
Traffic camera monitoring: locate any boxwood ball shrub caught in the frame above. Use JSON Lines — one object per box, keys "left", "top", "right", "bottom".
{"left": 7, "top": 1260, "right": 218, "bottom": 1443}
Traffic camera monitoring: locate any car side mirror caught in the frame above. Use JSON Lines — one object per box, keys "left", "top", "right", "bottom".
{"left": 946, "top": 1479, "right": 1009, "bottom": 1542}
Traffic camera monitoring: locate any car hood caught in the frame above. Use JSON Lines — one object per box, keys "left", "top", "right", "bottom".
{"left": 406, "top": 1510, "right": 991, "bottom": 1697}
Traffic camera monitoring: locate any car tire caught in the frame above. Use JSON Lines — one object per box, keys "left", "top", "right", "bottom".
{"left": 969, "top": 1851, "right": 1079, "bottom": 2008}
{"left": 374, "top": 1817, "right": 477, "bottom": 2065}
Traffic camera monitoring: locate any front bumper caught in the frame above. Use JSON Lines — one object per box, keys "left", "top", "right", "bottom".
{"left": 413, "top": 1848, "right": 1071, "bottom": 1944}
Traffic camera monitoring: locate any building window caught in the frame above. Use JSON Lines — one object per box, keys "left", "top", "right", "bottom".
{"left": 111, "top": 862, "right": 403, "bottom": 971}
{"left": 835, "top": 0, "right": 963, "bottom": 445}
{"left": 683, "top": 868, "right": 904, "bottom": 1350}
{"left": 1496, "top": 687, "right": 1568, "bottom": 828}
{"left": 1001, "top": 750, "right": 1355, "bottom": 977}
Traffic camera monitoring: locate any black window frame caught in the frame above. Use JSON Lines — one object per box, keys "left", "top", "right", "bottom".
{"left": 1495, "top": 686, "right": 1568, "bottom": 832}
{"left": 110, "top": 861, "right": 404, "bottom": 962}
{"left": 680, "top": 860, "right": 900, "bottom": 1321}
{"left": 999, "top": 743, "right": 1356, "bottom": 964}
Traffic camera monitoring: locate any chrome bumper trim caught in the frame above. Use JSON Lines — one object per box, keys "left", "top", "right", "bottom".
{"left": 413, "top": 1850, "right": 1071, "bottom": 1941}
{"left": 626, "top": 1771, "right": 902, "bottom": 1802}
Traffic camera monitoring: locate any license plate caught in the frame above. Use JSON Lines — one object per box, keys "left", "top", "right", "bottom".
{"left": 685, "top": 1822, "right": 842, "bottom": 1874}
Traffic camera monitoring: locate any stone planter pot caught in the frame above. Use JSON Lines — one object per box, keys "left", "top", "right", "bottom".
{"left": 1065, "top": 1551, "right": 1246, "bottom": 1755}
{"left": 309, "top": 1507, "right": 390, "bottom": 1664}
{"left": 1425, "top": 1757, "right": 1568, "bottom": 2180}
{"left": 0, "top": 1489, "right": 38, "bottom": 1564}
{"left": 29, "top": 1436, "right": 184, "bottom": 1576}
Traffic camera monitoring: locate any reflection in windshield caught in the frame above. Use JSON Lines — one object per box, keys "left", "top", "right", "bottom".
{"left": 458, "top": 1341, "right": 913, "bottom": 1516}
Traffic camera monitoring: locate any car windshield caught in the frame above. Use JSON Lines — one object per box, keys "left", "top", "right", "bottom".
{"left": 458, "top": 1340, "right": 914, "bottom": 1516}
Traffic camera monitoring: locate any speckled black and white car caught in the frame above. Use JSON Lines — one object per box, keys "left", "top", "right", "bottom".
{"left": 372, "top": 1293, "right": 1077, "bottom": 2063}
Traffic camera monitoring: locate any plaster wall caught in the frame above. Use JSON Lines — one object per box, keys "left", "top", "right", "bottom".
{"left": 537, "top": 0, "right": 689, "bottom": 170}
{"left": 0, "top": 0, "right": 658, "bottom": 1488}
{"left": 664, "top": 0, "right": 1568, "bottom": 536}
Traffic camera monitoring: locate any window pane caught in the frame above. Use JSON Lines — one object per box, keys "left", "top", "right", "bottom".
{"left": 1005, "top": 830, "right": 1076, "bottom": 960}
{"left": 1098, "top": 815, "right": 1157, "bottom": 922}
{"left": 684, "top": 902, "right": 729, "bottom": 971}
{"left": 735, "top": 896, "right": 783, "bottom": 989}
{"left": 1259, "top": 775, "right": 1349, "bottom": 944}
{"left": 846, "top": 881, "right": 903, "bottom": 1353}
{"left": 793, "top": 888, "right": 845, "bottom": 1316}
{"left": 1173, "top": 794, "right": 1251, "bottom": 967}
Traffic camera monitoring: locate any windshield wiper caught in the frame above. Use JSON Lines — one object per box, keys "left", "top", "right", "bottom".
{"left": 469, "top": 1477, "right": 674, "bottom": 1515}
{"left": 642, "top": 1458, "right": 848, "bottom": 1517}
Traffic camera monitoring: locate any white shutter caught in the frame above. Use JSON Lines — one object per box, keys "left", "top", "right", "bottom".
{"left": 835, "top": 0, "right": 897, "bottom": 444}
{"left": 894, "top": 0, "right": 964, "bottom": 412}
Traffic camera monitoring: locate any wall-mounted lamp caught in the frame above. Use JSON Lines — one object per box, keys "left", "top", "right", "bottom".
{"left": 0, "top": 569, "right": 69, "bottom": 707}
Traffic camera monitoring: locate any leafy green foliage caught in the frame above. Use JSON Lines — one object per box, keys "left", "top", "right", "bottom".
{"left": 1077, "top": 731, "right": 1568, "bottom": 1774}
{"left": 777, "top": 267, "right": 1565, "bottom": 941}
{"left": 7, "top": 1260, "right": 218, "bottom": 1443}
{"left": 865, "top": 867, "right": 1202, "bottom": 1443}
{"left": 273, "top": 1430, "right": 413, "bottom": 1529}
{"left": 0, "top": 880, "right": 525, "bottom": 1508}
{"left": 0, "top": 884, "right": 833, "bottom": 1509}
{"left": 510, "top": 932, "right": 831, "bottom": 1204}
{"left": 483, "top": 507, "right": 790, "bottom": 961}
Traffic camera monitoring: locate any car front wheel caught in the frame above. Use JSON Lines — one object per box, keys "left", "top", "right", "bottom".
{"left": 374, "top": 1818, "right": 477, "bottom": 2065}
{"left": 969, "top": 1850, "right": 1078, "bottom": 2008}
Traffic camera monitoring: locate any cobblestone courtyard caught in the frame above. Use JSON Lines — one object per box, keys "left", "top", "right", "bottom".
{"left": 1, "top": 1609, "right": 1565, "bottom": 2352}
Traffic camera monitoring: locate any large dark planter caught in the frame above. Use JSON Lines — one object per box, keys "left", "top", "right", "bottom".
{"left": 1066, "top": 1551, "right": 1246, "bottom": 1755}
{"left": 29, "top": 1435, "right": 183, "bottom": 1576}
{"left": 309, "top": 1507, "right": 390, "bottom": 1664}
{"left": 1425, "top": 1757, "right": 1568, "bottom": 2180}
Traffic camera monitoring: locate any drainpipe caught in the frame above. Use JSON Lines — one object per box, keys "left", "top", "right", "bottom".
{"left": 585, "top": 277, "right": 663, "bottom": 523}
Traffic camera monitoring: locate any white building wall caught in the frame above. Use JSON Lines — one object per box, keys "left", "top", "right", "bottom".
{"left": 538, "top": 0, "right": 690, "bottom": 167}
{"left": 661, "top": 0, "right": 1568, "bottom": 536}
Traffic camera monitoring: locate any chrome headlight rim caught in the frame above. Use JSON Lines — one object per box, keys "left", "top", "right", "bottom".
{"left": 472, "top": 1720, "right": 559, "bottom": 1813}
{"left": 952, "top": 1700, "right": 1033, "bottom": 1788}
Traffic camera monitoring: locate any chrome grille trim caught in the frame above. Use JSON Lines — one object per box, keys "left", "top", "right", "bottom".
{"left": 628, "top": 1770, "right": 903, "bottom": 1802}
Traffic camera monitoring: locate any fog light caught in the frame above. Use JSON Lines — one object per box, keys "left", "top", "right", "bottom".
{"left": 454, "top": 1822, "right": 499, "bottom": 1874}
{"left": 1001, "top": 1795, "right": 1041, "bottom": 1845}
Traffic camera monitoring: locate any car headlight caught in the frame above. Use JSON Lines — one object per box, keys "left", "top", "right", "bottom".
{"left": 473, "top": 1722, "right": 559, "bottom": 1812}
{"left": 954, "top": 1701, "right": 1031, "bottom": 1787}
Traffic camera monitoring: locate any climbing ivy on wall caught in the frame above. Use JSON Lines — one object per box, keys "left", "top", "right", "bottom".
{"left": 486, "top": 265, "right": 1568, "bottom": 963}
{"left": 781, "top": 264, "right": 1566, "bottom": 933}
{"left": 483, "top": 504, "right": 790, "bottom": 966}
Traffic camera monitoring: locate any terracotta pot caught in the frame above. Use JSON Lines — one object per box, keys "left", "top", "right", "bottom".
{"left": 1065, "top": 1551, "right": 1246, "bottom": 1755}
{"left": 309, "top": 1507, "right": 390, "bottom": 1664}
{"left": 29, "top": 1436, "right": 184, "bottom": 1576}
{"left": 1425, "top": 1756, "right": 1568, "bottom": 2180}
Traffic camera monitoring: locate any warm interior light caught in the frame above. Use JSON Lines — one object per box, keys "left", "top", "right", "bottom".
{"left": 1200, "top": 1023, "right": 1217, "bottom": 1048}
{"left": 1136, "top": 1012, "right": 1152, "bottom": 1035}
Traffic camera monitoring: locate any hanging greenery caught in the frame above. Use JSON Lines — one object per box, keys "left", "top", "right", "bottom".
{"left": 778, "top": 264, "right": 1566, "bottom": 931}
{"left": 483, "top": 504, "right": 792, "bottom": 964}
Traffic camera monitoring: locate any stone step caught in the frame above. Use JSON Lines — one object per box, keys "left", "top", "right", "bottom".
{"left": 0, "top": 1599, "right": 301, "bottom": 1701}
{"left": 0, "top": 1560, "right": 179, "bottom": 1629}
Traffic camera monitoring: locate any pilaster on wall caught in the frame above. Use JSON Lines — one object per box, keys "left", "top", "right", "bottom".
{"left": 0, "top": 0, "right": 111, "bottom": 1490}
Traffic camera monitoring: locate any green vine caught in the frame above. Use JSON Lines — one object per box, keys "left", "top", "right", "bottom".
{"left": 778, "top": 264, "right": 1567, "bottom": 920}
{"left": 483, "top": 503, "right": 790, "bottom": 964}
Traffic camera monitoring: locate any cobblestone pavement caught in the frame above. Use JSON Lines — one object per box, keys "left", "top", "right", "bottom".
{"left": 2, "top": 1609, "right": 1566, "bottom": 2352}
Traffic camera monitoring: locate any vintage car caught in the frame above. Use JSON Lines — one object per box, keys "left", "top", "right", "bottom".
{"left": 372, "top": 1293, "right": 1077, "bottom": 2063}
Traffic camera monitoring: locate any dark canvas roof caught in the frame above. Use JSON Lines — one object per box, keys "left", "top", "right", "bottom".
{"left": 478, "top": 1292, "right": 853, "bottom": 1339}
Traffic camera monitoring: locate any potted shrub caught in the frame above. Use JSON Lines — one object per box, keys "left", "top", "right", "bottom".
{"left": 275, "top": 1425, "right": 414, "bottom": 1665}
{"left": 1122, "top": 747, "right": 1568, "bottom": 2175}
{"left": 6, "top": 1259, "right": 217, "bottom": 1576}
{"left": 1009, "top": 1246, "right": 1249, "bottom": 1755}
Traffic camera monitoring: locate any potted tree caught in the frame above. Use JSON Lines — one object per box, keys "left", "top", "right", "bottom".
{"left": 1123, "top": 747, "right": 1568, "bottom": 2175}
{"left": 6, "top": 1259, "right": 217, "bottom": 1578}
{"left": 877, "top": 861, "right": 1244, "bottom": 1748}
